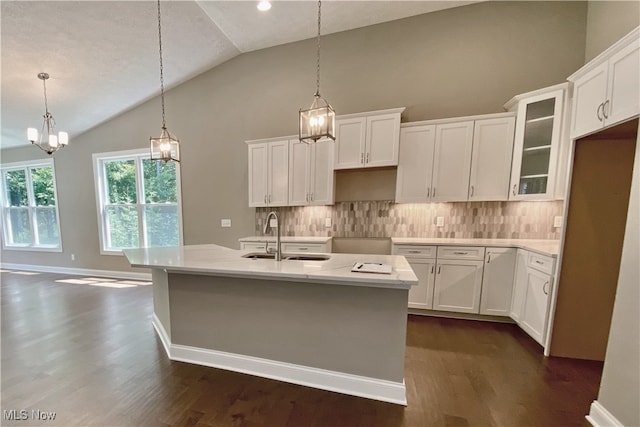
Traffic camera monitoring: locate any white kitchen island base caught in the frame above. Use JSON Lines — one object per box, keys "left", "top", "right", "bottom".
{"left": 125, "top": 245, "right": 417, "bottom": 405}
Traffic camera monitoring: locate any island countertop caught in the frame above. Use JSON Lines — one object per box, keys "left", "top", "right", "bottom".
{"left": 124, "top": 244, "right": 418, "bottom": 289}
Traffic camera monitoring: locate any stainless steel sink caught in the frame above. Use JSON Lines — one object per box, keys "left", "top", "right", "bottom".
{"left": 242, "top": 252, "right": 330, "bottom": 261}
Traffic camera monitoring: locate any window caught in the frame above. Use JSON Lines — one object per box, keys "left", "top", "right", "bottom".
{"left": 93, "top": 149, "right": 183, "bottom": 254}
{"left": 1, "top": 159, "right": 62, "bottom": 251}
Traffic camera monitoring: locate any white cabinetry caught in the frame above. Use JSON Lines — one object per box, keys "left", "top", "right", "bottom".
{"left": 569, "top": 27, "right": 639, "bottom": 139}
{"left": 392, "top": 245, "right": 437, "bottom": 309}
{"left": 395, "top": 113, "right": 515, "bottom": 203}
{"left": 247, "top": 139, "right": 289, "bottom": 207}
{"left": 505, "top": 83, "right": 570, "bottom": 200}
{"left": 469, "top": 117, "right": 516, "bottom": 201}
{"left": 334, "top": 108, "right": 404, "bottom": 170}
{"left": 479, "top": 248, "right": 516, "bottom": 316}
{"left": 240, "top": 239, "right": 331, "bottom": 254}
{"left": 288, "top": 139, "right": 334, "bottom": 206}
{"left": 518, "top": 251, "right": 555, "bottom": 346}
{"left": 509, "top": 249, "right": 528, "bottom": 322}
{"left": 432, "top": 246, "right": 485, "bottom": 314}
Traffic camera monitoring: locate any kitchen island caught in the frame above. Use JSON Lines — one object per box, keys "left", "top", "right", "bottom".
{"left": 124, "top": 244, "right": 417, "bottom": 405}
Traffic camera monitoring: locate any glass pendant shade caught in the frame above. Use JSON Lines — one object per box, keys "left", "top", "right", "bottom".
{"left": 299, "top": 94, "right": 335, "bottom": 143}
{"left": 150, "top": 127, "right": 180, "bottom": 162}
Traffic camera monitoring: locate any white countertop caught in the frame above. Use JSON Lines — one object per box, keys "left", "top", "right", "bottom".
{"left": 124, "top": 244, "right": 417, "bottom": 290}
{"left": 391, "top": 238, "right": 560, "bottom": 257}
{"left": 239, "top": 236, "right": 332, "bottom": 243}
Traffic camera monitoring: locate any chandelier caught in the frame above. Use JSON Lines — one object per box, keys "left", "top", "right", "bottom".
{"left": 27, "top": 73, "right": 69, "bottom": 155}
{"left": 299, "top": 0, "right": 335, "bottom": 144}
{"left": 150, "top": 0, "right": 180, "bottom": 162}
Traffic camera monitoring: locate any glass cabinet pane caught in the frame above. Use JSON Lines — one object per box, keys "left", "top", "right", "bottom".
{"left": 518, "top": 98, "right": 556, "bottom": 195}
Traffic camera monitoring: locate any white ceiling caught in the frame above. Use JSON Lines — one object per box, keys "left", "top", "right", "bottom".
{"left": 1, "top": 1, "right": 477, "bottom": 150}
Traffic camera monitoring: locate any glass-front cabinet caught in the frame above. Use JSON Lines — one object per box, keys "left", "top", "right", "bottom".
{"left": 505, "top": 84, "right": 569, "bottom": 200}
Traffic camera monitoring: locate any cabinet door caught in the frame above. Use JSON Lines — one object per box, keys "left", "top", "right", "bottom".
{"left": 309, "top": 140, "right": 334, "bottom": 205}
{"left": 469, "top": 117, "right": 515, "bottom": 201}
{"left": 520, "top": 268, "right": 552, "bottom": 345}
{"left": 479, "top": 248, "right": 516, "bottom": 316}
{"left": 365, "top": 113, "right": 401, "bottom": 167}
{"left": 570, "top": 62, "right": 608, "bottom": 139}
{"left": 432, "top": 259, "right": 484, "bottom": 314}
{"left": 510, "top": 249, "right": 528, "bottom": 322}
{"left": 509, "top": 90, "right": 564, "bottom": 200}
{"left": 267, "top": 140, "right": 289, "bottom": 206}
{"left": 406, "top": 258, "right": 436, "bottom": 310}
{"left": 431, "top": 121, "right": 474, "bottom": 202}
{"left": 395, "top": 126, "right": 436, "bottom": 203}
{"left": 248, "top": 143, "right": 268, "bottom": 207}
{"left": 605, "top": 41, "right": 640, "bottom": 126}
{"left": 334, "top": 118, "right": 366, "bottom": 170}
{"left": 241, "top": 242, "right": 268, "bottom": 251}
{"left": 288, "top": 140, "right": 310, "bottom": 206}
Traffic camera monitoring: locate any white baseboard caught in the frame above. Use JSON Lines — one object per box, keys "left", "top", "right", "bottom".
{"left": 586, "top": 400, "right": 624, "bottom": 427}
{"left": 152, "top": 314, "right": 171, "bottom": 357}
{"left": 0, "top": 262, "right": 151, "bottom": 281}
{"left": 150, "top": 323, "right": 406, "bottom": 405}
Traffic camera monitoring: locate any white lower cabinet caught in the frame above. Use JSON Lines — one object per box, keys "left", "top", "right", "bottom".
{"left": 509, "top": 249, "right": 529, "bottom": 322}
{"left": 479, "top": 248, "right": 516, "bottom": 316}
{"left": 240, "top": 239, "right": 331, "bottom": 253}
{"left": 432, "top": 259, "right": 484, "bottom": 314}
{"left": 406, "top": 258, "right": 436, "bottom": 310}
{"left": 519, "top": 254, "right": 554, "bottom": 345}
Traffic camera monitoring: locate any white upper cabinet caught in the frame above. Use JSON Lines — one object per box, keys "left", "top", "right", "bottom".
{"left": 469, "top": 116, "right": 516, "bottom": 201}
{"left": 505, "top": 83, "right": 569, "bottom": 200}
{"left": 569, "top": 27, "right": 639, "bottom": 139}
{"left": 247, "top": 138, "right": 289, "bottom": 207}
{"left": 289, "top": 139, "right": 335, "bottom": 206}
{"left": 334, "top": 108, "right": 404, "bottom": 170}
{"left": 432, "top": 121, "right": 474, "bottom": 202}
{"left": 395, "top": 125, "right": 436, "bottom": 203}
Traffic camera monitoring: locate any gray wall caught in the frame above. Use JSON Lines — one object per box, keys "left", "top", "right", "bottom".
{"left": 1, "top": 1, "right": 587, "bottom": 272}
{"left": 585, "top": 1, "right": 640, "bottom": 62}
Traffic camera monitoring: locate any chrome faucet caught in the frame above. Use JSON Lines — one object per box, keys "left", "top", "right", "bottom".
{"left": 264, "top": 211, "right": 281, "bottom": 261}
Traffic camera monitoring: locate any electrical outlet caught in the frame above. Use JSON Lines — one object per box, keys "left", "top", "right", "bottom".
{"left": 221, "top": 219, "right": 232, "bottom": 228}
{"left": 436, "top": 216, "right": 445, "bottom": 227}
{"left": 325, "top": 217, "right": 332, "bottom": 228}
{"left": 270, "top": 218, "right": 278, "bottom": 228}
{"left": 553, "top": 216, "right": 563, "bottom": 228}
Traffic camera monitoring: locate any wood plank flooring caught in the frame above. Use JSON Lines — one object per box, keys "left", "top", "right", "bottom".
{"left": 1, "top": 270, "right": 603, "bottom": 427}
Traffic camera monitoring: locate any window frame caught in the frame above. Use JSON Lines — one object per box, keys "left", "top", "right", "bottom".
{"left": 0, "top": 159, "right": 63, "bottom": 252}
{"left": 92, "top": 148, "right": 184, "bottom": 256}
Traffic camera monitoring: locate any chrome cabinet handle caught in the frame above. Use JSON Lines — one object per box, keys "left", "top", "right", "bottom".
{"left": 535, "top": 260, "right": 544, "bottom": 265}
{"left": 430, "top": 266, "right": 434, "bottom": 274}
{"left": 427, "top": 187, "right": 430, "bottom": 198}
{"left": 543, "top": 281, "right": 549, "bottom": 295}
{"left": 310, "top": 193, "right": 314, "bottom": 201}
{"left": 453, "top": 251, "right": 468, "bottom": 255}
{"left": 603, "top": 99, "right": 610, "bottom": 119}
{"left": 360, "top": 152, "right": 364, "bottom": 164}
{"left": 432, "top": 188, "right": 436, "bottom": 198}
{"left": 487, "top": 253, "right": 491, "bottom": 263}
{"left": 470, "top": 185, "right": 475, "bottom": 197}
{"left": 597, "top": 102, "right": 604, "bottom": 121}
{"left": 437, "top": 265, "right": 441, "bottom": 274}
{"left": 408, "top": 250, "right": 421, "bottom": 254}
{"left": 512, "top": 184, "right": 517, "bottom": 196}
{"left": 299, "top": 247, "right": 308, "bottom": 251}
{"left": 366, "top": 152, "right": 370, "bottom": 163}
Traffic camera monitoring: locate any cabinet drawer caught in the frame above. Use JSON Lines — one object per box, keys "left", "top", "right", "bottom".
{"left": 527, "top": 252, "right": 554, "bottom": 275}
{"left": 437, "top": 246, "right": 485, "bottom": 261}
{"left": 282, "top": 243, "right": 325, "bottom": 253}
{"left": 393, "top": 245, "right": 436, "bottom": 259}
{"left": 241, "top": 242, "right": 268, "bottom": 251}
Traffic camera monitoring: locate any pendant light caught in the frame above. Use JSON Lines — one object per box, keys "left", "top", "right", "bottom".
{"left": 299, "top": 0, "right": 335, "bottom": 144}
{"left": 150, "top": 0, "right": 180, "bottom": 162}
{"left": 27, "top": 73, "right": 69, "bottom": 155}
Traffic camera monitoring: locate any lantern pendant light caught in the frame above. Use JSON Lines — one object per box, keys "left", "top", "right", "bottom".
{"left": 27, "top": 73, "right": 69, "bottom": 155}
{"left": 150, "top": 0, "right": 180, "bottom": 162}
{"left": 299, "top": 0, "right": 335, "bottom": 144}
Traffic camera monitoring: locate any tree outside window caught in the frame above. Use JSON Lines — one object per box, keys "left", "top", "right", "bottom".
{"left": 1, "top": 160, "right": 61, "bottom": 250}
{"left": 94, "top": 150, "right": 182, "bottom": 254}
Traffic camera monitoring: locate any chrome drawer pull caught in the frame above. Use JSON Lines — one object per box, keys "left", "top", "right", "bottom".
{"left": 535, "top": 260, "right": 544, "bottom": 265}
{"left": 453, "top": 251, "right": 468, "bottom": 255}
{"left": 408, "top": 250, "right": 421, "bottom": 254}
{"left": 543, "top": 281, "right": 549, "bottom": 295}
{"left": 299, "top": 247, "right": 308, "bottom": 251}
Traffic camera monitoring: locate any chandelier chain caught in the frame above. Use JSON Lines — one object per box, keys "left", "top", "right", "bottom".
{"left": 157, "top": 0, "right": 166, "bottom": 129}
{"left": 315, "top": 0, "right": 321, "bottom": 97}
{"left": 42, "top": 77, "right": 50, "bottom": 115}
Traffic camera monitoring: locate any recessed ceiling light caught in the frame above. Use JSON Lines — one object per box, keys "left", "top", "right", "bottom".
{"left": 257, "top": 1, "right": 271, "bottom": 12}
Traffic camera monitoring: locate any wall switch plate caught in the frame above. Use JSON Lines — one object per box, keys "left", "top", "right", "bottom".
{"left": 436, "top": 216, "right": 445, "bottom": 227}
{"left": 325, "top": 217, "right": 332, "bottom": 228}
{"left": 270, "top": 218, "right": 278, "bottom": 228}
{"left": 221, "top": 219, "right": 232, "bottom": 228}
{"left": 553, "top": 216, "right": 563, "bottom": 228}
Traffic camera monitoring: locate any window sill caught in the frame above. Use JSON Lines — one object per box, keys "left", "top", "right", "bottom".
{"left": 2, "top": 245, "right": 62, "bottom": 253}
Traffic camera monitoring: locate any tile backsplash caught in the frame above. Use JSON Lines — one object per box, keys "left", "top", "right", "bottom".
{"left": 255, "top": 200, "right": 564, "bottom": 240}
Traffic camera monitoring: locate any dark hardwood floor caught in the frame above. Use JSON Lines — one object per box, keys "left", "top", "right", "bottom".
{"left": 1, "top": 269, "right": 603, "bottom": 427}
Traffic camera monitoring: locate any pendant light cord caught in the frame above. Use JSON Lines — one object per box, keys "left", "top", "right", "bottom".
{"left": 42, "top": 77, "right": 50, "bottom": 115}
{"left": 315, "top": 0, "right": 321, "bottom": 97}
{"left": 157, "top": 0, "right": 166, "bottom": 129}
